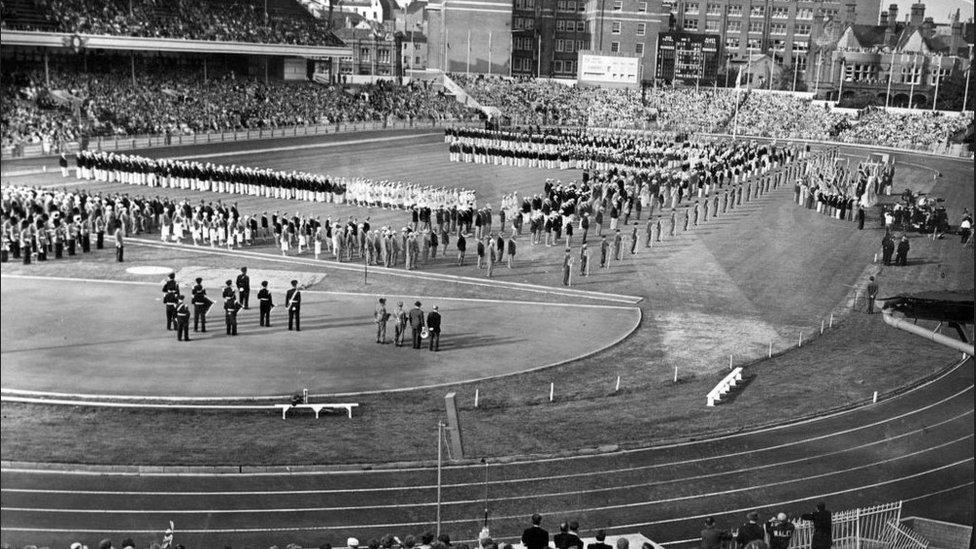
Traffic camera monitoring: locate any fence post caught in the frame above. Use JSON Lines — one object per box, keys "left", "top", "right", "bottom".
{"left": 474, "top": 388, "right": 479, "bottom": 408}
{"left": 614, "top": 376, "right": 621, "bottom": 392}
{"left": 855, "top": 507, "right": 862, "bottom": 549}
{"left": 549, "top": 382, "right": 554, "bottom": 402}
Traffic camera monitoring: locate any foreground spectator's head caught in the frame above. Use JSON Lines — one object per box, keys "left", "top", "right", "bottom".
{"left": 531, "top": 513, "right": 543, "bottom": 526}
{"left": 616, "top": 538, "right": 629, "bottom": 549}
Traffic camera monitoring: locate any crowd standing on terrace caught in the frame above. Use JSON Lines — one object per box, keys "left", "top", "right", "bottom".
{"left": 0, "top": 0, "right": 343, "bottom": 46}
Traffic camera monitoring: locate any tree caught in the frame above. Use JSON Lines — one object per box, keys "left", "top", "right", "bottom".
{"left": 772, "top": 65, "right": 808, "bottom": 92}
{"left": 934, "top": 69, "right": 976, "bottom": 111}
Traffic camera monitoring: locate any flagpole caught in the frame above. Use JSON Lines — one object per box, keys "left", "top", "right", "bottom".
{"left": 444, "top": 27, "right": 449, "bottom": 72}
{"left": 537, "top": 33, "right": 542, "bottom": 77}
{"left": 814, "top": 48, "right": 823, "bottom": 95}
{"left": 488, "top": 31, "right": 493, "bottom": 76}
{"left": 466, "top": 29, "right": 471, "bottom": 75}
{"left": 884, "top": 53, "right": 894, "bottom": 110}
{"left": 932, "top": 55, "right": 942, "bottom": 111}
{"left": 908, "top": 52, "right": 918, "bottom": 109}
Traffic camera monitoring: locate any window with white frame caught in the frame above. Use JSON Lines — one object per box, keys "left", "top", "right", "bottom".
{"left": 726, "top": 20, "right": 741, "bottom": 32}
{"left": 796, "top": 8, "right": 812, "bottom": 19}
{"left": 637, "top": 22, "right": 646, "bottom": 35}
{"left": 727, "top": 4, "right": 741, "bottom": 16}
{"left": 795, "top": 23, "right": 810, "bottom": 35}
{"left": 683, "top": 18, "right": 699, "bottom": 30}
{"left": 635, "top": 42, "right": 644, "bottom": 55}
{"left": 577, "top": 20, "right": 585, "bottom": 31}
{"left": 612, "top": 0, "right": 622, "bottom": 10}
{"left": 749, "top": 5, "right": 763, "bottom": 16}
{"left": 555, "top": 59, "right": 564, "bottom": 72}
{"left": 770, "top": 23, "right": 787, "bottom": 35}
{"left": 610, "top": 41, "right": 620, "bottom": 52}
{"left": 638, "top": 1, "right": 647, "bottom": 11}
{"left": 748, "top": 21, "right": 763, "bottom": 33}
{"left": 770, "top": 6, "right": 788, "bottom": 18}
{"left": 611, "top": 20, "right": 621, "bottom": 33}
{"left": 684, "top": 2, "right": 699, "bottom": 14}
{"left": 726, "top": 36, "right": 740, "bottom": 50}
{"left": 705, "top": 19, "right": 719, "bottom": 32}
{"left": 706, "top": 3, "right": 721, "bottom": 15}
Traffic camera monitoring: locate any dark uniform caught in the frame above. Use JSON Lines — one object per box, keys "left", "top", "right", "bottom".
{"left": 163, "top": 290, "right": 179, "bottom": 330}
{"left": 257, "top": 282, "right": 274, "bottom": 326}
{"left": 191, "top": 279, "right": 210, "bottom": 332}
{"left": 426, "top": 307, "right": 441, "bottom": 351}
{"left": 224, "top": 297, "right": 241, "bottom": 335}
{"left": 175, "top": 298, "right": 191, "bottom": 341}
{"left": 236, "top": 268, "right": 250, "bottom": 309}
{"left": 286, "top": 282, "right": 301, "bottom": 331}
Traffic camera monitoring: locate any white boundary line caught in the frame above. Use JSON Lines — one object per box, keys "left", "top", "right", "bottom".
{"left": 3, "top": 408, "right": 969, "bottom": 497}
{"left": 128, "top": 238, "right": 644, "bottom": 305}
{"left": 3, "top": 435, "right": 971, "bottom": 514}
{"left": 1, "top": 371, "right": 970, "bottom": 477}
{"left": 1, "top": 461, "right": 971, "bottom": 534}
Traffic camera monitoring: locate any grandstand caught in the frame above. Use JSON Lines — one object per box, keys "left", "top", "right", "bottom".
{"left": 0, "top": 2, "right": 973, "bottom": 548}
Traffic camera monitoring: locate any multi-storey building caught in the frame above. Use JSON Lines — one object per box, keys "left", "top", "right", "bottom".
{"left": 426, "top": 0, "right": 512, "bottom": 75}
{"left": 510, "top": 0, "right": 591, "bottom": 78}
{"left": 585, "top": 0, "right": 667, "bottom": 81}
{"left": 333, "top": 27, "right": 404, "bottom": 76}
{"left": 809, "top": 3, "right": 974, "bottom": 107}
{"left": 668, "top": 0, "right": 881, "bottom": 77}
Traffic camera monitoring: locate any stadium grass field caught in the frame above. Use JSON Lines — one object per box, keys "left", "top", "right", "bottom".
{"left": 1, "top": 129, "right": 973, "bottom": 467}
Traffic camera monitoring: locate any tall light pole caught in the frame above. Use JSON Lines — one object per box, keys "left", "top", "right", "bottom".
{"left": 836, "top": 55, "right": 845, "bottom": 103}
{"left": 963, "top": 44, "right": 974, "bottom": 113}
{"left": 908, "top": 52, "right": 919, "bottom": 109}
{"left": 931, "top": 54, "right": 942, "bottom": 112}
{"left": 884, "top": 54, "right": 895, "bottom": 110}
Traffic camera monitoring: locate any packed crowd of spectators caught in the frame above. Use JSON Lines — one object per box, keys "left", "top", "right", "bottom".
{"left": 0, "top": 0, "right": 343, "bottom": 46}
{"left": 1, "top": 60, "right": 478, "bottom": 149}
{"left": 450, "top": 75, "right": 973, "bottom": 151}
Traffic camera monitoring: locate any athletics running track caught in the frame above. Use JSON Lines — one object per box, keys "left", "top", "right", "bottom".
{"left": 1, "top": 355, "right": 972, "bottom": 548}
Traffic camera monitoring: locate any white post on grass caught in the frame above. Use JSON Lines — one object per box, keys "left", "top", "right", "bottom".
{"left": 474, "top": 388, "right": 480, "bottom": 408}
{"left": 303, "top": 387, "right": 308, "bottom": 404}
{"left": 821, "top": 319, "right": 825, "bottom": 334}
{"left": 798, "top": 331, "right": 802, "bottom": 347}
{"left": 829, "top": 313, "right": 834, "bottom": 328}
{"left": 615, "top": 376, "right": 621, "bottom": 392}
{"left": 673, "top": 365, "right": 678, "bottom": 383}
{"left": 874, "top": 253, "right": 877, "bottom": 263}
{"left": 768, "top": 341, "right": 773, "bottom": 358}
{"left": 872, "top": 391, "right": 878, "bottom": 403}
{"left": 729, "top": 354, "right": 733, "bottom": 370}
{"left": 549, "top": 382, "right": 554, "bottom": 402}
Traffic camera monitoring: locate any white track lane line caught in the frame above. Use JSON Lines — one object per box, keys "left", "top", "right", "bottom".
{"left": 3, "top": 359, "right": 969, "bottom": 477}
{"left": 3, "top": 409, "right": 970, "bottom": 498}
{"left": 164, "top": 132, "right": 440, "bottom": 161}
{"left": 1, "top": 459, "right": 971, "bottom": 534}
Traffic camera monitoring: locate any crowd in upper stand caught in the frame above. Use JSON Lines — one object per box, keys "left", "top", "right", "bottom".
{"left": 0, "top": 0, "right": 343, "bottom": 46}
{"left": 0, "top": 61, "right": 477, "bottom": 149}
{"left": 1, "top": 60, "right": 972, "bottom": 153}
{"left": 451, "top": 75, "right": 972, "bottom": 151}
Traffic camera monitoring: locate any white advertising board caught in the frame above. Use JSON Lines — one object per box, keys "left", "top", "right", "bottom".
{"left": 577, "top": 53, "right": 640, "bottom": 86}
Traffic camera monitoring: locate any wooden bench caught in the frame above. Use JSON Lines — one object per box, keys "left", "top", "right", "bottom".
{"left": 275, "top": 403, "right": 359, "bottom": 419}
{"left": 706, "top": 367, "right": 744, "bottom": 407}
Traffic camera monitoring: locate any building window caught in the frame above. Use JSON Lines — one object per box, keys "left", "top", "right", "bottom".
{"left": 684, "top": 2, "right": 699, "bottom": 15}
{"left": 577, "top": 20, "right": 586, "bottom": 31}
{"left": 746, "top": 37, "right": 761, "bottom": 49}
{"left": 795, "top": 23, "right": 811, "bottom": 35}
{"left": 556, "top": 19, "right": 566, "bottom": 30}
{"left": 555, "top": 60, "right": 564, "bottom": 72}
{"left": 636, "top": 22, "right": 646, "bottom": 35}
{"left": 705, "top": 19, "right": 719, "bottom": 32}
{"left": 796, "top": 8, "right": 812, "bottom": 19}
{"left": 611, "top": 20, "right": 621, "bottom": 33}
{"left": 378, "top": 49, "right": 391, "bottom": 63}
{"left": 566, "top": 1, "right": 575, "bottom": 10}
{"left": 612, "top": 0, "right": 622, "bottom": 10}
{"left": 770, "top": 23, "right": 787, "bottom": 35}
{"left": 557, "top": 0, "right": 567, "bottom": 10}
{"left": 635, "top": 42, "right": 644, "bottom": 55}
{"left": 610, "top": 41, "right": 620, "bottom": 53}
{"left": 577, "top": 39, "right": 585, "bottom": 50}
{"left": 360, "top": 47, "right": 371, "bottom": 61}
{"left": 727, "top": 4, "right": 741, "bottom": 16}
{"left": 749, "top": 5, "right": 763, "bottom": 16}
{"left": 682, "top": 18, "right": 699, "bottom": 30}
{"left": 555, "top": 39, "right": 564, "bottom": 52}
{"left": 770, "top": 7, "right": 788, "bottom": 18}
{"left": 706, "top": 3, "right": 721, "bottom": 15}
{"left": 638, "top": 1, "right": 647, "bottom": 11}
{"left": 748, "top": 21, "right": 763, "bottom": 33}
{"left": 726, "top": 37, "right": 740, "bottom": 50}
{"left": 525, "top": 18, "right": 534, "bottom": 29}
{"left": 727, "top": 21, "right": 741, "bottom": 32}
{"left": 793, "top": 41, "right": 808, "bottom": 52}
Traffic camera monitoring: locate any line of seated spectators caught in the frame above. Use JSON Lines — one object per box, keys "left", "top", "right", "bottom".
{"left": 0, "top": 0, "right": 343, "bottom": 46}
{"left": 1, "top": 59, "right": 479, "bottom": 149}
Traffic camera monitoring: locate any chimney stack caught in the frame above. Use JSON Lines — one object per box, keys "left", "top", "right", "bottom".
{"left": 879, "top": 10, "right": 888, "bottom": 26}
{"left": 909, "top": 2, "right": 924, "bottom": 27}
{"left": 950, "top": 9, "right": 963, "bottom": 55}
{"left": 888, "top": 3, "right": 898, "bottom": 29}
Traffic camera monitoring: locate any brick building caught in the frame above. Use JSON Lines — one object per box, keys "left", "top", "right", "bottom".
{"left": 585, "top": 0, "right": 666, "bottom": 81}
{"left": 426, "top": 0, "right": 512, "bottom": 75}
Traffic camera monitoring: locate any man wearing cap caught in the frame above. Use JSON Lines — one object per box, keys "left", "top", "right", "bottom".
{"left": 736, "top": 511, "right": 765, "bottom": 549}
{"left": 161, "top": 286, "right": 181, "bottom": 333}
{"left": 394, "top": 301, "right": 408, "bottom": 347}
{"left": 426, "top": 305, "right": 442, "bottom": 351}
{"left": 175, "top": 295, "right": 191, "bottom": 342}
{"left": 375, "top": 298, "right": 390, "bottom": 343}
{"left": 765, "top": 512, "right": 795, "bottom": 549}
{"left": 191, "top": 277, "right": 211, "bottom": 332}
{"left": 286, "top": 280, "right": 302, "bottom": 331}
{"left": 224, "top": 296, "right": 241, "bottom": 336}
{"left": 409, "top": 301, "right": 425, "bottom": 349}
{"left": 521, "top": 514, "right": 549, "bottom": 549}
{"left": 257, "top": 281, "right": 274, "bottom": 327}
{"left": 236, "top": 267, "right": 251, "bottom": 309}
